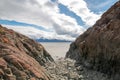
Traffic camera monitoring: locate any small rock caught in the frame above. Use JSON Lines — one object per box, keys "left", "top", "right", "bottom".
{"left": 76, "top": 66, "right": 83, "bottom": 71}
{"left": 79, "top": 75, "right": 84, "bottom": 79}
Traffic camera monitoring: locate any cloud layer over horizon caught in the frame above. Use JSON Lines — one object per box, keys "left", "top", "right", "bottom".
{"left": 0, "top": 0, "right": 118, "bottom": 41}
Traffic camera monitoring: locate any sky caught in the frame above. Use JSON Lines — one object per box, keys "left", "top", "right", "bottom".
{"left": 0, "top": 0, "right": 118, "bottom": 41}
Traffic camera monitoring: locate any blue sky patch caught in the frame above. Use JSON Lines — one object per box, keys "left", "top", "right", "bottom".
{"left": 0, "top": 19, "right": 50, "bottom": 32}
{"left": 84, "top": 0, "right": 118, "bottom": 14}
{"left": 58, "top": 3, "right": 85, "bottom": 27}
{"left": 51, "top": 0, "right": 57, "bottom": 2}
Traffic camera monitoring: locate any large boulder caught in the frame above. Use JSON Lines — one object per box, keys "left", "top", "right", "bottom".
{"left": 0, "top": 25, "right": 54, "bottom": 80}
{"left": 66, "top": 1, "right": 120, "bottom": 78}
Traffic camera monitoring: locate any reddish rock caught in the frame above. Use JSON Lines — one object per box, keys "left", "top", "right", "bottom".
{"left": 0, "top": 25, "right": 54, "bottom": 80}
{"left": 66, "top": 1, "right": 120, "bottom": 79}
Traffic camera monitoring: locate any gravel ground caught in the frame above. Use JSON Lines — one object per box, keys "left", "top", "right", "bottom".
{"left": 45, "top": 58, "right": 111, "bottom": 80}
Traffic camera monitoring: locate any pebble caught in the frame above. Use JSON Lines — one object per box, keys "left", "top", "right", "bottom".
{"left": 45, "top": 58, "right": 110, "bottom": 80}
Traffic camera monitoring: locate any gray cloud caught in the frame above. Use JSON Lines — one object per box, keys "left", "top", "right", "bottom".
{"left": 53, "top": 23, "right": 82, "bottom": 38}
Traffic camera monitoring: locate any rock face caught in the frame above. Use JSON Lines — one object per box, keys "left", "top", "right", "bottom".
{"left": 0, "top": 25, "right": 54, "bottom": 80}
{"left": 66, "top": 1, "right": 120, "bottom": 78}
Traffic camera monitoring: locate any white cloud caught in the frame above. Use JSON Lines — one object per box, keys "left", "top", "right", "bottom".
{"left": 0, "top": 0, "right": 56, "bottom": 29}
{"left": 58, "top": 0, "right": 101, "bottom": 26}
{"left": 0, "top": 0, "right": 103, "bottom": 41}
{"left": 51, "top": 13, "right": 85, "bottom": 37}
{"left": 0, "top": 0, "right": 86, "bottom": 41}
{"left": 4, "top": 25, "right": 76, "bottom": 41}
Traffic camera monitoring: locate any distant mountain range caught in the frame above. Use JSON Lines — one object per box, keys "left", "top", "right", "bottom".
{"left": 36, "top": 39, "right": 71, "bottom": 42}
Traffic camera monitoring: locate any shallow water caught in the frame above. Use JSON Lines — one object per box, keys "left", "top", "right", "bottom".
{"left": 40, "top": 42, "right": 71, "bottom": 60}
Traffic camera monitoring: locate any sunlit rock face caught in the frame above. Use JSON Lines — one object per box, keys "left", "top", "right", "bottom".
{"left": 66, "top": 1, "right": 120, "bottom": 79}
{"left": 0, "top": 25, "right": 54, "bottom": 80}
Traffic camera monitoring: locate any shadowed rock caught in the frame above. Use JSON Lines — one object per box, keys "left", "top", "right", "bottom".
{"left": 66, "top": 1, "right": 120, "bottom": 79}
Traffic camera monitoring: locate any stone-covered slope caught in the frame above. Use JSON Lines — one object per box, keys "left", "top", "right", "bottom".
{"left": 0, "top": 25, "right": 54, "bottom": 80}
{"left": 66, "top": 1, "right": 120, "bottom": 78}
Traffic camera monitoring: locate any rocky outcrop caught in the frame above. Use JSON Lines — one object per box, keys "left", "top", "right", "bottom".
{"left": 66, "top": 1, "right": 120, "bottom": 79}
{"left": 0, "top": 25, "right": 54, "bottom": 80}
